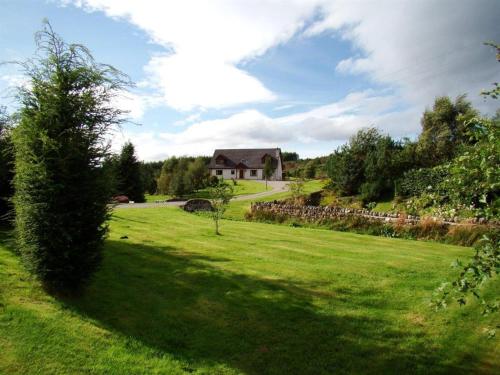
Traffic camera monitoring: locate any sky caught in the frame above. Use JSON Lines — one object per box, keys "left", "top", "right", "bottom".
{"left": 0, "top": 0, "right": 499, "bottom": 161}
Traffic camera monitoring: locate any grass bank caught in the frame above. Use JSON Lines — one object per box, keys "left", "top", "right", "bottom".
{"left": 1, "top": 207, "right": 498, "bottom": 374}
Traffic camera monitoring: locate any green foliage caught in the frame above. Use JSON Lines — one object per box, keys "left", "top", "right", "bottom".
{"left": 186, "top": 157, "right": 208, "bottom": 191}
{"left": 207, "top": 181, "right": 233, "bottom": 235}
{"left": 12, "top": 23, "right": 129, "bottom": 293}
{"left": 440, "top": 117, "right": 500, "bottom": 219}
{"left": 263, "top": 156, "right": 275, "bottom": 181}
{"left": 303, "top": 160, "right": 316, "bottom": 179}
{"left": 169, "top": 158, "right": 190, "bottom": 197}
{"left": 156, "top": 156, "right": 208, "bottom": 197}
{"left": 396, "top": 165, "right": 449, "bottom": 198}
{"left": 140, "top": 160, "right": 163, "bottom": 194}
{"left": 480, "top": 42, "right": 500, "bottom": 99}
{"left": 326, "top": 128, "right": 415, "bottom": 202}
{"left": 0, "top": 107, "right": 14, "bottom": 225}
{"left": 432, "top": 235, "right": 499, "bottom": 315}
{"left": 116, "top": 142, "right": 145, "bottom": 202}
{"left": 289, "top": 178, "right": 305, "bottom": 203}
{"left": 417, "top": 95, "right": 477, "bottom": 167}
{"left": 281, "top": 151, "right": 299, "bottom": 162}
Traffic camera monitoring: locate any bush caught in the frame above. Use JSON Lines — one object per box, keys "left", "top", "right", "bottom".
{"left": 396, "top": 165, "right": 448, "bottom": 198}
{"left": 209, "top": 175, "right": 220, "bottom": 187}
{"left": 12, "top": 23, "right": 128, "bottom": 293}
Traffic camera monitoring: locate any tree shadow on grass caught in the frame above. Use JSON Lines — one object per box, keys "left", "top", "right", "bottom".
{"left": 61, "top": 240, "right": 480, "bottom": 375}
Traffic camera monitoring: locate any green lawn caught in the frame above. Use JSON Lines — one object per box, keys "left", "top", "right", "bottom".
{"left": 1, "top": 207, "right": 499, "bottom": 374}
{"left": 146, "top": 179, "right": 268, "bottom": 202}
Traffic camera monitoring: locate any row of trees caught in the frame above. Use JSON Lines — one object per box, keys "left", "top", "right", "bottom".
{"left": 103, "top": 145, "right": 212, "bottom": 202}
{"left": 325, "top": 95, "right": 484, "bottom": 204}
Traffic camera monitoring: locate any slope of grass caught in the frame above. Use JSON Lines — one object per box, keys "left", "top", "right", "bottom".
{"left": 146, "top": 180, "right": 268, "bottom": 202}
{"left": 1, "top": 208, "right": 499, "bottom": 374}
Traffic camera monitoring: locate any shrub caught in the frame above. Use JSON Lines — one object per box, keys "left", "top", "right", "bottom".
{"left": 396, "top": 165, "right": 448, "bottom": 198}
{"left": 209, "top": 175, "right": 220, "bottom": 187}
{"left": 12, "top": 23, "right": 129, "bottom": 293}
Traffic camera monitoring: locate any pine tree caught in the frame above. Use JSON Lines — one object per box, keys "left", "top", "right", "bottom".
{"left": 117, "top": 142, "right": 145, "bottom": 202}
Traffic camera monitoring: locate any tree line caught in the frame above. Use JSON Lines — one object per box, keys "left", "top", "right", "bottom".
{"left": 325, "top": 95, "right": 499, "bottom": 218}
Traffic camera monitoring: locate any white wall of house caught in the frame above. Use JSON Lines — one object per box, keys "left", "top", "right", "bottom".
{"left": 210, "top": 168, "right": 236, "bottom": 179}
{"left": 210, "top": 168, "right": 265, "bottom": 180}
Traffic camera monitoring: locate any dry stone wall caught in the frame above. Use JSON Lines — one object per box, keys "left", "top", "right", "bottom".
{"left": 250, "top": 202, "right": 494, "bottom": 226}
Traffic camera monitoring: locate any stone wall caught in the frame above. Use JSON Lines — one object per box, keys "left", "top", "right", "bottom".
{"left": 250, "top": 202, "right": 494, "bottom": 226}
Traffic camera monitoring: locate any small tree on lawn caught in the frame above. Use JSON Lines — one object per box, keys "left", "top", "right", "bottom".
{"left": 263, "top": 156, "right": 275, "bottom": 190}
{"left": 12, "top": 22, "right": 129, "bottom": 293}
{"left": 207, "top": 181, "right": 233, "bottom": 235}
{"left": 289, "top": 178, "right": 305, "bottom": 204}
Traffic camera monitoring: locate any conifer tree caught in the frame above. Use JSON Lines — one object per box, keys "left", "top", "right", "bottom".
{"left": 13, "top": 22, "right": 130, "bottom": 293}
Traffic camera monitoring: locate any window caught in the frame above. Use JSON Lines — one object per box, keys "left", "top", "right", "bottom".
{"left": 216, "top": 170, "right": 223, "bottom": 176}
{"left": 231, "top": 170, "right": 235, "bottom": 175}
{"left": 250, "top": 170, "right": 257, "bottom": 177}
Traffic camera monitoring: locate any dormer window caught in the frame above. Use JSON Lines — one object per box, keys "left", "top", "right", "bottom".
{"left": 215, "top": 155, "right": 226, "bottom": 165}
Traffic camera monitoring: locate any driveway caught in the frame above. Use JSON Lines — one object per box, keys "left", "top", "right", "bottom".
{"left": 114, "top": 180, "right": 289, "bottom": 209}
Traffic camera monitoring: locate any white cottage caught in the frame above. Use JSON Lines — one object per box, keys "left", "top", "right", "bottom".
{"left": 208, "top": 148, "right": 283, "bottom": 181}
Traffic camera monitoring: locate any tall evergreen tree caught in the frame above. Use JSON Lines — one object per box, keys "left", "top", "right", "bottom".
{"left": 12, "top": 22, "right": 129, "bottom": 293}
{"left": 117, "top": 142, "right": 145, "bottom": 202}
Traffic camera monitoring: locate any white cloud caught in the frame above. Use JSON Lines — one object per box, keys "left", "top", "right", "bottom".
{"left": 111, "top": 91, "right": 161, "bottom": 120}
{"left": 115, "top": 90, "right": 414, "bottom": 160}
{"left": 308, "top": 0, "right": 500, "bottom": 113}
{"left": 68, "top": 0, "right": 321, "bottom": 110}
{"left": 63, "top": 0, "right": 500, "bottom": 159}
{"left": 0, "top": 74, "right": 29, "bottom": 88}
{"left": 173, "top": 113, "right": 202, "bottom": 127}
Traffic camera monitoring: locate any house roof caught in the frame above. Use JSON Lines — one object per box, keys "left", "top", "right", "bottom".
{"left": 209, "top": 148, "right": 281, "bottom": 169}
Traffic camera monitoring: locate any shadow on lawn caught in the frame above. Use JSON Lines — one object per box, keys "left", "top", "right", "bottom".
{"left": 62, "top": 240, "right": 479, "bottom": 375}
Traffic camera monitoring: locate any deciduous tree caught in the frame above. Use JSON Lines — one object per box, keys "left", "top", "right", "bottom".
{"left": 207, "top": 181, "right": 233, "bottom": 235}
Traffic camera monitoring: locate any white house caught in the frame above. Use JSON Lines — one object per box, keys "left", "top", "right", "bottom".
{"left": 208, "top": 148, "right": 283, "bottom": 181}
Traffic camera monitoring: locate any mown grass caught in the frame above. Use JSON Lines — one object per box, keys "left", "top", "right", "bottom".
{"left": 1, "top": 207, "right": 499, "bottom": 374}
{"left": 146, "top": 180, "right": 268, "bottom": 202}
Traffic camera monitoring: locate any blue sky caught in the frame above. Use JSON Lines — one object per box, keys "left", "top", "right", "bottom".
{"left": 1, "top": 0, "right": 499, "bottom": 160}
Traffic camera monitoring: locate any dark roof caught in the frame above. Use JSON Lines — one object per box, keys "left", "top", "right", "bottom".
{"left": 209, "top": 148, "right": 281, "bottom": 169}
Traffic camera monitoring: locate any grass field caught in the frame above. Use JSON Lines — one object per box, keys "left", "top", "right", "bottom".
{"left": 145, "top": 180, "right": 269, "bottom": 202}
{"left": 1, "top": 207, "right": 499, "bottom": 374}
